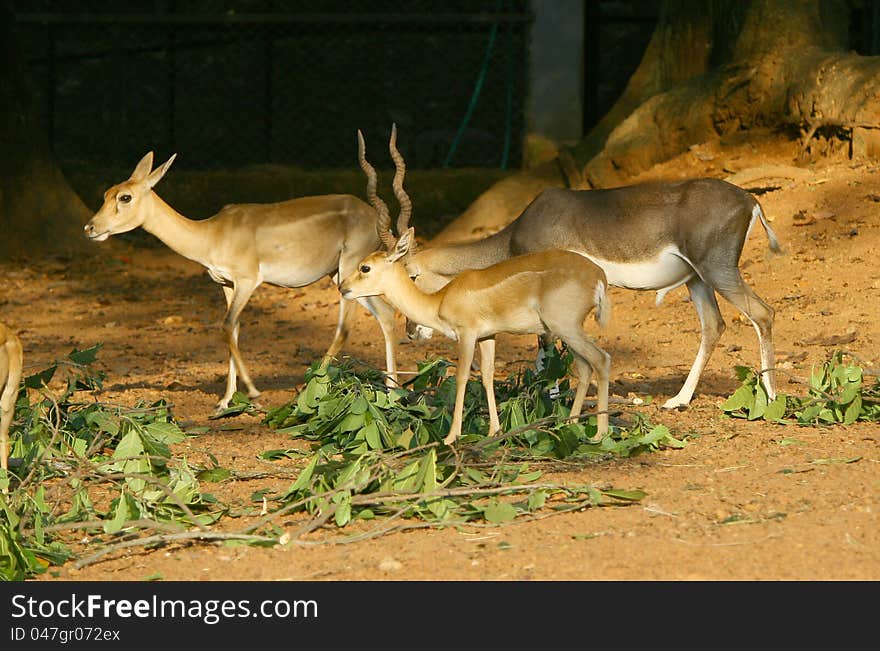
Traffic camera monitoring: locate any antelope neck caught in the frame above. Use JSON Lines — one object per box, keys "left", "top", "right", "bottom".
{"left": 384, "top": 265, "right": 447, "bottom": 335}
{"left": 141, "top": 193, "right": 215, "bottom": 266}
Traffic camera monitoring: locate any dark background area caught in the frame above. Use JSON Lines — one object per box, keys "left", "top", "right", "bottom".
{"left": 10, "top": 1, "right": 880, "bottom": 238}
{"left": 11, "top": 1, "right": 880, "bottom": 173}
{"left": 13, "top": 0, "right": 661, "bottom": 173}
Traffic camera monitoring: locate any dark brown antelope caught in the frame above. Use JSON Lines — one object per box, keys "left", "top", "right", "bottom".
{"left": 340, "top": 128, "right": 611, "bottom": 445}
{"left": 84, "top": 152, "right": 399, "bottom": 414}
{"left": 400, "top": 171, "right": 780, "bottom": 409}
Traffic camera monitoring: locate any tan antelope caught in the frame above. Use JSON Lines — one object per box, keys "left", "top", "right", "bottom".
{"left": 340, "top": 128, "right": 611, "bottom": 445}
{"left": 84, "top": 152, "right": 399, "bottom": 414}
{"left": 400, "top": 167, "right": 780, "bottom": 410}
{"left": 1, "top": 322, "right": 23, "bottom": 488}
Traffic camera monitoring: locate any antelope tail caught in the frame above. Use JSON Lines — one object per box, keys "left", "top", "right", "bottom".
{"left": 594, "top": 280, "right": 611, "bottom": 329}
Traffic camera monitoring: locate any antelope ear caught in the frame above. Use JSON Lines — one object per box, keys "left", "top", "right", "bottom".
{"left": 388, "top": 227, "right": 415, "bottom": 263}
{"left": 130, "top": 152, "right": 154, "bottom": 181}
{"left": 146, "top": 154, "right": 177, "bottom": 189}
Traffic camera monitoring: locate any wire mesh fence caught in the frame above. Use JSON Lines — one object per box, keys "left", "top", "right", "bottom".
{"left": 14, "top": 1, "right": 532, "bottom": 171}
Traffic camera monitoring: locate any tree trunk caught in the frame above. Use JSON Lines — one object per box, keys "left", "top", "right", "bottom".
{"left": 0, "top": 1, "right": 91, "bottom": 260}
{"left": 433, "top": 0, "right": 874, "bottom": 244}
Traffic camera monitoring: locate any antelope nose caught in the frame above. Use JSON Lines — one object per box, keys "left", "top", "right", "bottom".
{"left": 84, "top": 223, "right": 94, "bottom": 236}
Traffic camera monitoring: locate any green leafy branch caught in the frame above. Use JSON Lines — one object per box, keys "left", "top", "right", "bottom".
{"left": 264, "top": 344, "right": 685, "bottom": 460}
{"left": 251, "top": 346, "right": 686, "bottom": 537}
{"left": 721, "top": 351, "right": 880, "bottom": 425}
{"left": 0, "top": 346, "right": 225, "bottom": 580}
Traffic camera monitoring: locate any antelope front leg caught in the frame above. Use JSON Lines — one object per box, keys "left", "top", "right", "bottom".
{"left": 358, "top": 295, "right": 399, "bottom": 388}
{"left": 217, "top": 282, "right": 261, "bottom": 414}
{"left": 322, "top": 292, "right": 358, "bottom": 369}
{"left": 445, "top": 334, "right": 477, "bottom": 446}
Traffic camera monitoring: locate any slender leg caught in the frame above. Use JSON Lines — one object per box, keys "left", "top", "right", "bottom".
{"left": 0, "top": 336, "right": 23, "bottom": 488}
{"left": 445, "top": 332, "right": 477, "bottom": 445}
{"left": 217, "top": 280, "right": 260, "bottom": 414}
{"left": 712, "top": 274, "right": 776, "bottom": 400}
{"left": 219, "top": 286, "right": 239, "bottom": 409}
{"left": 321, "top": 292, "right": 359, "bottom": 366}
{"left": 565, "top": 336, "right": 610, "bottom": 441}
{"left": 662, "top": 278, "right": 726, "bottom": 409}
{"left": 478, "top": 338, "right": 500, "bottom": 436}
{"left": 569, "top": 355, "right": 593, "bottom": 419}
{"left": 357, "top": 296, "right": 399, "bottom": 388}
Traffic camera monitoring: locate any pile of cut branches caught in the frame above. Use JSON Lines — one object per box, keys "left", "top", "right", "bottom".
{"left": 721, "top": 351, "right": 880, "bottom": 425}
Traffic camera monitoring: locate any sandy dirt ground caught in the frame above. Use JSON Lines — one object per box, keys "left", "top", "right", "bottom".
{"left": 3, "top": 129, "right": 878, "bottom": 581}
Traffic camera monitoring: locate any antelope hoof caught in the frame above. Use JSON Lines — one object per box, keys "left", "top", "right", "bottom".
{"left": 588, "top": 430, "right": 606, "bottom": 444}
{"left": 661, "top": 395, "right": 691, "bottom": 410}
{"left": 248, "top": 388, "right": 262, "bottom": 400}
{"left": 213, "top": 401, "right": 231, "bottom": 416}
{"left": 442, "top": 432, "right": 458, "bottom": 446}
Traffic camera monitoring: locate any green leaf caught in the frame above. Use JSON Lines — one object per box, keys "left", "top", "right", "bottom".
{"left": 396, "top": 427, "right": 415, "bottom": 449}
{"left": 282, "top": 455, "right": 320, "bottom": 497}
{"left": 68, "top": 344, "right": 103, "bottom": 366}
{"left": 721, "top": 384, "right": 755, "bottom": 413}
{"left": 258, "top": 448, "right": 306, "bottom": 460}
{"left": 733, "top": 365, "right": 754, "bottom": 382}
{"left": 601, "top": 489, "right": 646, "bottom": 502}
{"left": 482, "top": 499, "right": 517, "bottom": 523}
{"left": 810, "top": 364, "right": 827, "bottom": 391}
{"left": 113, "top": 429, "right": 145, "bottom": 461}
{"left": 844, "top": 365, "right": 862, "bottom": 383}
{"left": 527, "top": 490, "right": 547, "bottom": 511}
{"left": 748, "top": 383, "right": 768, "bottom": 420}
{"left": 637, "top": 424, "right": 670, "bottom": 446}
{"left": 839, "top": 382, "right": 861, "bottom": 405}
{"left": 145, "top": 421, "right": 186, "bottom": 444}
{"left": 197, "top": 467, "right": 232, "bottom": 483}
{"left": 337, "top": 412, "right": 365, "bottom": 433}
{"left": 103, "top": 495, "right": 130, "bottom": 534}
{"left": 517, "top": 470, "right": 543, "bottom": 483}
{"left": 417, "top": 450, "right": 438, "bottom": 493}
{"left": 764, "top": 395, "right": 788, "bottom": 423}
{"left": 350, "top": 395, "right": 369, "bottom": 415}
{"left": 86, "top": 411, "right": 120, "bottom": 436}
{"left": 844, "top": 396, "right": 862, "bottom": 425}
{"left": 361, "top": 422, "right": 381, "bottom": 449}
{"left": 334, "top": 495, "right": 352, "bottom": 527}
{"left": 24, "top": 365, "right": 57, "bottom": 388}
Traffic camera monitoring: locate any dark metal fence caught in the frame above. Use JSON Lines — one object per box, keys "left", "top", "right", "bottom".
{"left": 14, "top": 1, "right": 532, "bottom": 171}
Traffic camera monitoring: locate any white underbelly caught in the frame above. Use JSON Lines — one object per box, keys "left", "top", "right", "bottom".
{"left": 259, "top": 263, "right": 326, "bottom": 288}
{"left": 580, "top": 246, "right": 694, "bottom": 292}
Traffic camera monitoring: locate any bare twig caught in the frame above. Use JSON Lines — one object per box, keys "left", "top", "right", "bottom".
{"left": 72, "top": 531, "right": 279, "bottom": 570}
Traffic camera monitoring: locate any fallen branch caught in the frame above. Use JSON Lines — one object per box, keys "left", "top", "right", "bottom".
{"left": 72, "top": 531, "right": 278, "bottom": 570}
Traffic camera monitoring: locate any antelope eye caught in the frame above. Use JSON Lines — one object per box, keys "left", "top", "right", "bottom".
{"left": 359, "top": 264, "right": 371, "bottom": 273}
{"left": 119, "top": 194, "right": 132, "bottom": 204}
